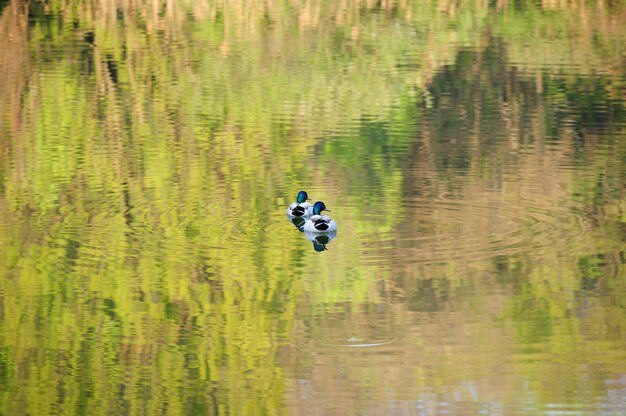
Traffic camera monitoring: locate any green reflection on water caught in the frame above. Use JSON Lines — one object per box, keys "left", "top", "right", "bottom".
{"left": 1, "top": 0, "right": 626, "bottom": 415}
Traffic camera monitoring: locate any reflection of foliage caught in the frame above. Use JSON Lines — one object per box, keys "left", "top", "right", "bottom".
{"left": 402, "top": 18, "right": 626, "bottom": 404}
{"left": 0, "top": 347, "right": 15, "bottom": 394}
{"left": 407, "top": 279, "right": 450, "bottom": 313}
{"left": 0, "top": 0, "right": 626, "bottom": 413}
{"left": 492, "top": 0, "right": 626, "bottom": 78}
{"left": 509, "top": 285, "right": 553, "bottom": 342}
{"left": 578, "top": 254, "right": 605, "bottom": 291}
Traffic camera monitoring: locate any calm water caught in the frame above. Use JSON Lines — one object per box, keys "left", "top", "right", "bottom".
{"left": 1, "top": 1, "right": 626, "bottom": 415}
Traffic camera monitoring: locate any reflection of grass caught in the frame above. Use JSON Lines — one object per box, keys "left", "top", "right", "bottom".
{"left": 493, "top": 1, "right": 626, "bottom": 75}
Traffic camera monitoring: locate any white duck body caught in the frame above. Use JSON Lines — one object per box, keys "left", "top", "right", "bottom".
{"left": 286, "top": 190, "right": 313, "bottom": 218}
{"left": 304, "top": 214, "right": 337, "bottom": 233}
{"left": 286, "top": 201, "right": 313, "bottom": 218}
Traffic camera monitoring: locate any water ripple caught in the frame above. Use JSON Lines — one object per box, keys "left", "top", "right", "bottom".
{"left": 365, "top": 194, "right": 594, "bottom": 264}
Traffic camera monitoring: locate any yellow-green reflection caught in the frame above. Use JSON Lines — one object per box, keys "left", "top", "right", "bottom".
{"left": 0, "top": 0, "right": 625, "bottom": 414}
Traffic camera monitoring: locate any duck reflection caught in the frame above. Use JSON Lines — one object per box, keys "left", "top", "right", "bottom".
{"left": 290, "top": 216, "right": 306, "bottom": 232}
{"left": 304, "top": 230, "right": 337, "bottom": 251}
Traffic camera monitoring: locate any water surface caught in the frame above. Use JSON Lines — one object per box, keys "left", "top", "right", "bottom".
{"left": 1, "top": 1, "right": 626, "bottom": 415}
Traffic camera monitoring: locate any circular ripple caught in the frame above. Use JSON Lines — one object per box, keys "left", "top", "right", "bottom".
{"left": 319, "top": 336, "right": 400, "bottom": 348}
{"left": 365, "top": 194, "right": 593, "bottom": 264}
{"left": 307, "top": 303, "right": 400, "bottom": 349}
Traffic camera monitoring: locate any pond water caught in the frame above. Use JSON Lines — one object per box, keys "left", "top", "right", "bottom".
{"left": 1, "top": 1, "right": 626, "bottom": 415}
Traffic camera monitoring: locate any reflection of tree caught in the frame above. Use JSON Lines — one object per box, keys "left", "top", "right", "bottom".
{"left": 0, "top": 0, "right": 625, "bottom": 414}
{"left": 386, "top": 35, "right": 626, "bottom": 407}
{"left": 0, "top": 1, "right": 29, "bottom": 183}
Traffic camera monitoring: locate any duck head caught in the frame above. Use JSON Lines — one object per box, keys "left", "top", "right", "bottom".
{"left": 296, "top": 190, "right": 310, "bottom": 204}
{"left": 312, "top": 201, "right": 330, "bottom": 216}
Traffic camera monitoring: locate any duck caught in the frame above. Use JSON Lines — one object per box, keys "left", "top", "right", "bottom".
{"left": 286, "top": 190, "right": 313, "bottom": 218}
{"left": 303, "top": 201, "right": 337, "bottom": 233}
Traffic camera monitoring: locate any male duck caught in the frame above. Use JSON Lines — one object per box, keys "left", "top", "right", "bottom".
{"left": 287, "top": 190, "right": 313, "bottom": 218}
{"left": 304, "top": 201, "right": 337, "bottom": 233}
